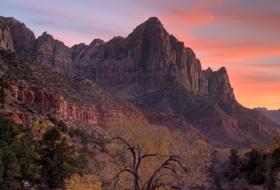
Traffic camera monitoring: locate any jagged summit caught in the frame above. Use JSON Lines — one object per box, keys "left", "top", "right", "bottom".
{"left": 145, "top": 17, "right": 162, "bottom": 24}
{"left": 0, "top": 16, "right": 23, "bottom": 25}
{"left": 128, "top": 16, "right": 167, "bottom": 40}
{"left": 41, "top": 31, "right": 49, "bottom": 36}
{"left": 218, "top": 66, "right": 227, "bottom": 72}
{"left": 0, "top": 16, "right": 35, "bottom": 55}
{"left": 141, "top": 17, "right": 164, "bottom": 29}
{"left": 89, "top": 38, "right": 105, "bottom": 47}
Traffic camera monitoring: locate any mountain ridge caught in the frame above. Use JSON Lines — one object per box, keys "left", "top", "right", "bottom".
{"left": 0, "top": 15, "right": 279, "bottom": 147}
{"left": 255, "top": 107, "right": 280, "bottom": 125}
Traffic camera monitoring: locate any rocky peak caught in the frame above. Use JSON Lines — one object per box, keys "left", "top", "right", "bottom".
{"left": 138, "top": 17, "right": 165, "bottom": 33}
{"left": 1, "top": 17, "right": 36, "bottom": 56}
{"left": 207, "top": 67, "right": 235, "bottom": 103}
{"left": 139, "top": 17, "right": 165, "bottom": 34}
{"left": 126, "top": 17, "right": 168, "bottom": 49}
{"left": 108, "top": 17, "right": 201, "bottom": 93}
{"left": 0, "top": 17, "right": 14, "bottom": 52}
{"left": 38, "top": 31, "right": 54, "bottom": 40}
{"left": 71, "top": 43, "right": 87, "bottom": 62}
{"left": 144, "top": 17, "right": 162, "bottom": 25}
{"left": 89, "top": 38, "right": 105, "bottom": 47}
{"left": 205, "top": 67, "right": 213, "bottom": 73}
{"left": 69, "top": 17, "right": 227, "bottom": 99}
{"left": 34, "top": 31, "right": 73, "bottom": 74}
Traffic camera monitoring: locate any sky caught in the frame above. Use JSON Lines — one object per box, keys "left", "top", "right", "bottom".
{"left": 1, "top": 0, "right": 279, "bottom": 109}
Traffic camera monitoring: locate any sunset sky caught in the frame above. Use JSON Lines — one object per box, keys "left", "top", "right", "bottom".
{"left": 1, "top": 0, "right": 279, "bottom": 109}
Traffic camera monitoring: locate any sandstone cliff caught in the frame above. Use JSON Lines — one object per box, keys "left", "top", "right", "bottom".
{"left": 0, "top": 17, "right": 14, "bottom": 52}
{"left": 3, "top": 17, "right": 36, "bottom": 56}
{"left": 0, "top": 50, "right": 146, "bottom": 129}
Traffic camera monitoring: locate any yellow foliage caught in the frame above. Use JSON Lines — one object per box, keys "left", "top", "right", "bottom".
{"left": 30, "top": 120, "right": 48, "bottom": 139}
{"left": 64, "top": 174, "right": 102, "bottom": 190}
{"left": 101, "top": 120, "right": 211, "bottom": 189}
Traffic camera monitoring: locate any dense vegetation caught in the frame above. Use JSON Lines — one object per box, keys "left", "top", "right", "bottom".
{"left": 209, "top": 144, "right": 280, "bottom": 190}
{"left": 0, "top": 119, "right": 80, "bottom": 190}
{"left": 1, "top": 115, "right": 280, "bottom": 190}
{"left": 0, "top": 117, "right": 212, "bottom": 190}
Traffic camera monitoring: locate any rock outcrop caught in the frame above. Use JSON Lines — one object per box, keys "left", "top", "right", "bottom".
{"left": 34, "top": 32, "right": 73, "bottom": 74}
{"left": 3, "top": 17, "right": 36, "bottom": 56}
{"left": 0, "top": 17, "right": 73, "bottom": 74}
{"left": 0, "top": 17, "right": 14, "bottom": 52}
{"left": 206, "top": 67, "right": 235, "bottom": 103}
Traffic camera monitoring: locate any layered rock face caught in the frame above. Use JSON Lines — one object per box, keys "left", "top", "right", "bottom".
{"left": 73, "top": 18, "right": 210, "bottom": 99}
{"left": 0, "top": 16, "right": 279, "bottom": 147}
{"left": 71, "top": 18, "right": 235, "bottom": 105}
{"left": 0, "top": 50, "right": 146, "bottom": 129}
{"left": 0, "top": 17, "right": 73, "bottom": 74}
{"left": 0, "top": 17, "right": 14, "bottom": 52}
{"left": 14, "top": 82, "right": 101, "bottom": 125}
{"left": 34, "top": 32, "right": 73, "bottom": 74}
{"left": 3, "top": 17, "right": 36, "bottom": 56}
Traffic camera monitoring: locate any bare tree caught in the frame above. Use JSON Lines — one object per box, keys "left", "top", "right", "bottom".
{"left": 106, "top": 137, "right": 187, "bottom": 190}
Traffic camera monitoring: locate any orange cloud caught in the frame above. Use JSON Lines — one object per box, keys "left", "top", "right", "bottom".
{"left": 163, "top": 10, "right": 214, "bottom": 27}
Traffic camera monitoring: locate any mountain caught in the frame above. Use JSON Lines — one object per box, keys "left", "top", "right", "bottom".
{"left": 0, "top": 16, "right": 279, "bottom": 147}
{"left": 255, "top": 108, "right": 280, "bottom": 125}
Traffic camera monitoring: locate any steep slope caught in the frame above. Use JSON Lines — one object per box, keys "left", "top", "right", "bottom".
{"left": 0, "top": 16, "right": 279, "bottom": 147}
{"left": 0, "top": 50, "right": 147, "bottom": 128}
{"left": 255, "top": 108, "right": 280, "bottom": 125}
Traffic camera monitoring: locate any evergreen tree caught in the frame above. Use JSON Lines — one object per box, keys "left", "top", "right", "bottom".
{"left": 244, "top": 149, "right": 266, "bottom": 185}
{"left": 0, "top": 78, "right": 8, "bottom": 105}
{"left": 208, "top": 150, "right": 223, "bottom": 190}
{"left": 0, "top": 148, "right": 21, "bottom": 190}
{"left": 0, "top": 119, "right": 40, "bottom": 189}
{"left": 39, "top": 128, "right": 77, "bottom": 188}
{"left": 226, "top": 149, "right": 241, "bottom": 181}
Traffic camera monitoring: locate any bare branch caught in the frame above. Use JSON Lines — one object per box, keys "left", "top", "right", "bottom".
{"left": 106, "top": 137, "right": 187, "bottom": 190}
{"left": 146, "top": 155, "right": 187, "bottom": 190}
{"left": 107, "top": 137, "right": 141, "bottom": 190}
{"left": 140, "top": 153, "right": 159, "bottom": 160}
{"left": 109, "top": 168, "right": 137, "bottom": 190}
